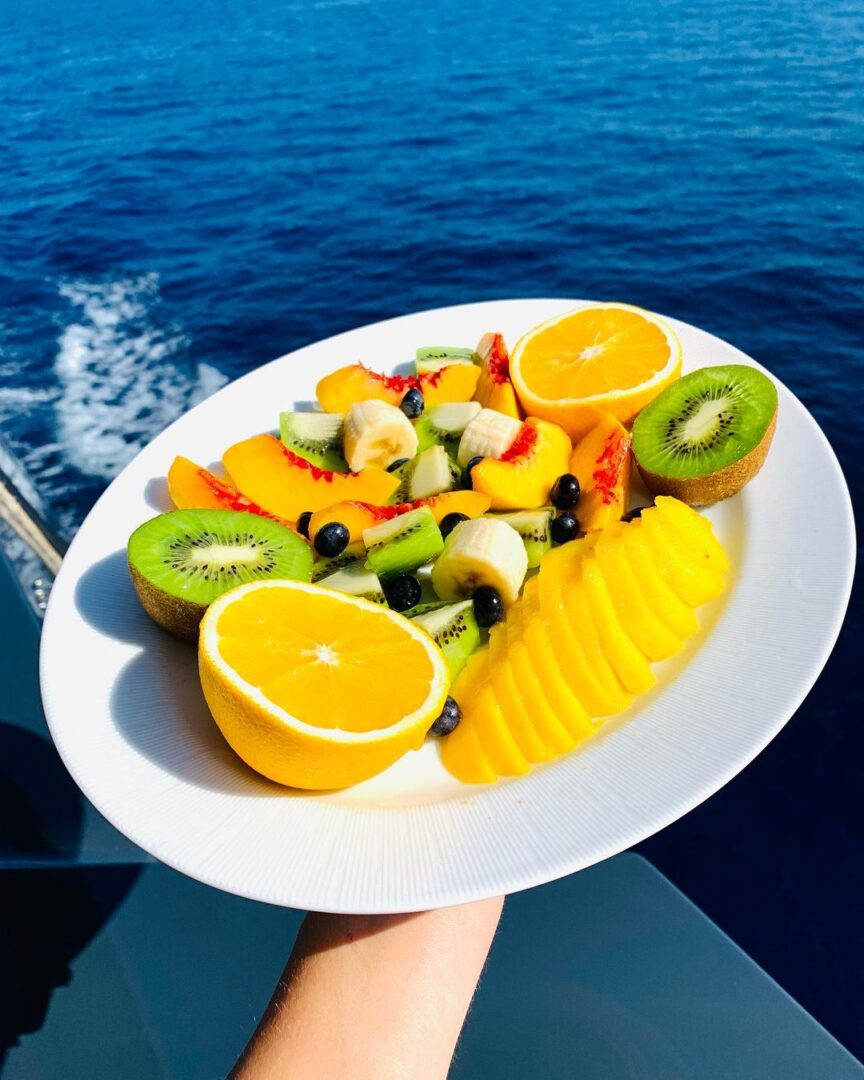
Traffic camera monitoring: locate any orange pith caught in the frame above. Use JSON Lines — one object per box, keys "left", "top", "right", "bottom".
{"left": 215, "top": 586, "right": 438, "bottom": 734}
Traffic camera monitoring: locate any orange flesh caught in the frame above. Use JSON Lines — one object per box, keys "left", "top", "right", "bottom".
{"left": 518, "top": 308, "right": 671, "bottom": 399}
{"left": 216, "top": 588, "right": 436, "bottom": 734}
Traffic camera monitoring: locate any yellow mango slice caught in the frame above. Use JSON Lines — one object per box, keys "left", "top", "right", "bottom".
{"left": 472, "top": 680, "right": 532, "bottom": 776}
{"left": 539, "top": 548, "right": 633, "bottom": 715}
{"left": 581, "top": 553, "right": 657, "bottom": 694}
{"left": 489, "top": 657, "right": 555, "bottom": 764}
{"left": 620, "top": 520, "right": 699, "bottom": 639}
{"left": 640, "top": 509, "right": 726, "bottom": 606}
{"left": 440, "top": 716, "right": 497, "bottom": 784}
{"left": 504, "top": 601, "right": 577, "bottom": 754}
{"left": 519, "top": 581, "right": 596, "bottom": 741}
{"left": 653, "top": 496, "right": 728, "bottom": 574}
{"left": 594, "top": 526, "right": 684, "bottom": 661}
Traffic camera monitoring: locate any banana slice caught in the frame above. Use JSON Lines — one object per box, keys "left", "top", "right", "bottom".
{"left": 343, "top": 400, "right": 418, "bottom": 471}
{"left": 431, "top": 517, "right": 528, "bottom": 606}
{"left": 457, "top": 408, "right": 523, "bottom": 467}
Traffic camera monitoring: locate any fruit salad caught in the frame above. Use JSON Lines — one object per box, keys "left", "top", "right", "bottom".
{"left": 127, "top": 303, "right": 777, "bottom": 790}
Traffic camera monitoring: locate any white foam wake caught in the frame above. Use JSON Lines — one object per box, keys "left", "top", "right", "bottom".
{"left": 54, "top": 274, "right": 227, "bottom": 481}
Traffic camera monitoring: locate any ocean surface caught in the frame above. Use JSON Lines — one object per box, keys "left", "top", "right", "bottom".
{"left": 2, "top": 0, "right": 862, "bottom": 1056}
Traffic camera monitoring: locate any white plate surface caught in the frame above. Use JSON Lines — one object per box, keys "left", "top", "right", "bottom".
{"left": 40, "top": 300, "right": 855, "bottom": 912}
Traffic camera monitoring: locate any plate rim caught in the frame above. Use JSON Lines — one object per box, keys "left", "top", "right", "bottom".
{"left": 39, "top": 298, "right": 857, "bottom": 912}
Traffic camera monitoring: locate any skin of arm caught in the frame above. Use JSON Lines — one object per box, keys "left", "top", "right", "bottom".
{"left": 229, "top": 896, "right": 504, "bottom": 1080}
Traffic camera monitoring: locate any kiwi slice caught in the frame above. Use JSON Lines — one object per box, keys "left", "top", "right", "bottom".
{"left": 280, "top": 411, "right": 347, "bottom": 471}
{"left": 363, "top": 506, "right": 444, "bottom": 580}
{"left": 415, "top": 347, "right": 478, "bottom": 374}
{"left": 310, "top": 541, "right": 366, "bottom": 582}
{"left": 412, "top": 600, "right": 481, "bottom": 679}
{"left": 388, "top": 458, "right": 415, "bottom": 503}
{"left": 632, "top": 365, "right": 778, "bottom": 505}
{"left": 318, "top": 563, "right": 386, "bottom": 605}
{"left": 415, "top": 401, "right": 482, "bottom": 456}
{"left": 491, "top": 509, "right": 553, "bottom": 569}
{"left": 405, "top": 599, "right": 450, "bottom": 619}
{"left": 409, "top": 445, "right": 456, "bottom": 500}
{"left": 127, "top": 508, "right": 313, "bottom": 640}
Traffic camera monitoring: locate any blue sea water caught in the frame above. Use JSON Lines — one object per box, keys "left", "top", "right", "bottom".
{"left": 1, "top": 0, "right": 862, "bottom": 1056}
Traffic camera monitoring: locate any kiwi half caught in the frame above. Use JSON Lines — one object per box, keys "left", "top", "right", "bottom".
{"left": 632, "top": 365, "right": 778, "bottom": 505}
{"left": 127, "top": 508, "right": 313, "bottom": 640}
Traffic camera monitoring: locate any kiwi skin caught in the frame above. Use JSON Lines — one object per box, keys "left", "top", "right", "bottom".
{"left": 637, "top": 407, "right": 777, "bottom": 506}
{"left": 128, "top": 560, "right": 205, "bottom": 641}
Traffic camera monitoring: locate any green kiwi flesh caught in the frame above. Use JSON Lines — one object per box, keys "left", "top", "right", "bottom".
{"left": 317, "top": 563, "right": 386, "bottom": 605}
{"left": 279, "top": 411, "right": 347, "bottom": 471}
{"left": 490, "top": 509, "right": 553, "bottom": 568}
{"left": 363, "top": 506, "right": 444, "bottom": 580}
{"left": 415, "top": 401, "right": 482, "bottom": 456}
{"left": 404, "top": 599, "right": 450, "bottom": 619}
{"left": 310, "top": 541, "right": 366, "bottom": 582}
{"left": 127, "top": 508, "right": 313, "bottom": 640}
{"left": 409, "top": 445, "right": 456, "bottom": 500}
{"left": 411, "top": 600, "right": 481, "bottom": 679}
{"left": 388, "top": 458, "right": 415, "bottom": 503}
{"left": 632, "top": 365, "right": 778, "bottom": 505}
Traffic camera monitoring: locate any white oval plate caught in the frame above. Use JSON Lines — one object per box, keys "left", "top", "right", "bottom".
{"left": 40, "top": 300, "right": 855, "bottom": 913}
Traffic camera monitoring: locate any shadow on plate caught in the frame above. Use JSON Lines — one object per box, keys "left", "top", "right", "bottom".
{"left": 75, "top": 551, "right": 349, "bottom": 799}
{"left": 143, "top": 476, "right": 172, "bottom": 514}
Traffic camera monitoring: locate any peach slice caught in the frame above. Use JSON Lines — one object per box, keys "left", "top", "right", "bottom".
{"left": 317, "top": 362, "right": 480, "bottom": 414}
{"left": 167, "top": 455, "right": 291, "bottom": 525}
{"left": 569, "top": 414, "right": 632, "bottom": 531}
{"left": 222, "top": 434, "right": 399, "bottom": 521}
{"left": 473, "top": 333, "right": 522, "bottom": 419}
{"left": 470, "top": 418, "right": 572, "bottom": 510}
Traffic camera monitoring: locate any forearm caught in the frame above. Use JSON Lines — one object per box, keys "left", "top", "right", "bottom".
{"left": 230, "top": 896, "right": 504, "bottom": 1080}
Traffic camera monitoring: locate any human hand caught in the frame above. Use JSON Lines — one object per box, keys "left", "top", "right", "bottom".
{"left": 230, "top": 896, "right": 504, "bottom": 1080}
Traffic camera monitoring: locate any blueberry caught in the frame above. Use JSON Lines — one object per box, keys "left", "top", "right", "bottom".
{"left": 428, "top": 696, "right": 462, "bottom": 736}
{"left": 387, "top": 457, "right": 410, "bottom": 473}
{"left": 439, "top": 511, "right": 469, "bottom": 540}
{"left": 383, "top": 574, "right": 422, "bottom": 612}
{"left": 551, "top": 473, "right": 580, "bottom": 510}
{"left": 400, "top": 388, "right": 425, "bottom": 419}
{"left": 550, "top": 513, "right": 580, "bottom": 545}
{"left": 463, "top": 455, "right": 484, "bottom": 487}
{"left": 621, "top": 506, "right": 649, "bottom": 522}
{"left": 296, "top": 510, "right": 312, "bottom": 539}
{"left": 473, "top": 585, "right": 503, "bottom": 628}
{"left": 314, "top": 521, "right": 349, "bottom": 557}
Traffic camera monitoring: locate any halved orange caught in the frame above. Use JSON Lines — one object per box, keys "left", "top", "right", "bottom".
{"left": 199, "top": 580, "right": 449, "bottom": 789}
{"left": 510, "top": 303, "right": 682, "bottom": 439}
